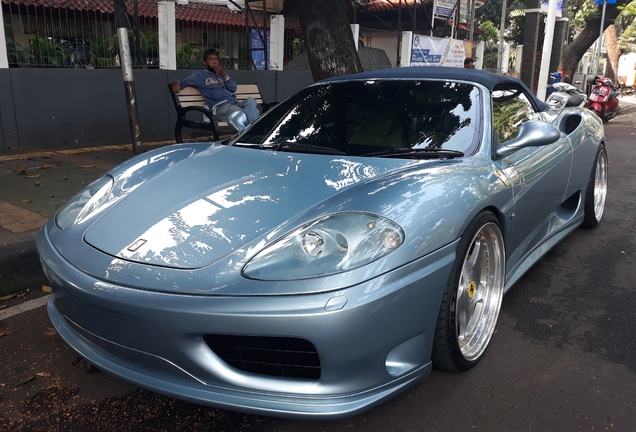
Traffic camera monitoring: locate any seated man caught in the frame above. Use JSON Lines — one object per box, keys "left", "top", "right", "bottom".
{"left": 171, "top": 48, "right": 259, "bottom": 131}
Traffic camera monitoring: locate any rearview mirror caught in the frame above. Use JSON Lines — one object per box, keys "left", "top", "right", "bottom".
{"left": 496, "top": 121, "right": 562, "bottom": 159}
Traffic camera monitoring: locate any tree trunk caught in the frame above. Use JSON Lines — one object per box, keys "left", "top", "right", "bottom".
{"left": 294, "top": 0, "right": 363, "bottom": 81}
{"left": 559, "top": 0, "right": 628, "bottom": 81}
{"left": 603, "top": 24, "right": 619, "bottom": 82}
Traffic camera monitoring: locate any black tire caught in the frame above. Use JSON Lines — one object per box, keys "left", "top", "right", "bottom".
{"left": 581, "top": 144, "right": 608, "bottom": 229}
{"left": 432, "top": 211, "right": 506, "bottom": 372}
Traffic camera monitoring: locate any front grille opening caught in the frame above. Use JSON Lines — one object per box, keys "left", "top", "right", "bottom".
{"left": 203, "top": 334, "right": 321, "bottom": 380}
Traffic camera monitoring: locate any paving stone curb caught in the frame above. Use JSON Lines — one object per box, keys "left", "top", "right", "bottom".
{"left": 0, "top": 238, "right": 47, "bottom": 296}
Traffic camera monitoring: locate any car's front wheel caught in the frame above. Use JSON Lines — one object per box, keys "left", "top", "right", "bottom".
{"left": 581, "top": 144, "right": 608, "bottom": 229}
{"left": 432, "top": 211, "right": 505, "bottom": 372}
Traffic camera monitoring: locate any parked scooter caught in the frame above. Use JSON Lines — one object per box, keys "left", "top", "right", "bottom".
{"left": 546, "top": 82, "right": 587, "bottom": 110}
{"left": 588, "top": 76, "right": 620, "bottom": 123}
{"left": 547, "top": 71, "right": 566, "bottom": 96}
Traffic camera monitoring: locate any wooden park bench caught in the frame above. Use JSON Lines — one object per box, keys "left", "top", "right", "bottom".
{"left": 169, "top": 83, "right": 276, "bottom": 143}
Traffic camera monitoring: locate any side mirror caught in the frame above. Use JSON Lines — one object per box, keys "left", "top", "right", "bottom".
{"left": 496, "top": 121, "right": 562, "bottom": 159}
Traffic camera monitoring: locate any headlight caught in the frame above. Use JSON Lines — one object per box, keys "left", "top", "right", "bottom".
{"left": 55, "top": 175, "right": 114, "bottom": 230}
{"left": 243, "top": 212, "right": 404, "bottom": 280}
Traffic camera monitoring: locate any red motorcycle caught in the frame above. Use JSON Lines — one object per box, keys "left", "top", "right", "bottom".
{"left": 588, "top": 76, "right": 620, "bottom": 123}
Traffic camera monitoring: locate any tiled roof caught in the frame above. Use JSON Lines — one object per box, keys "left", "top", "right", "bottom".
{"left": 358, "top": 0, "right": 431, "bottom": 13}
{"left": 175, "top": 2, "right": 248, "bottom": 25}
{"left": 1, "top": 0, "right": 296, "bottom": 27}
{"left": 358, "top": 0, "right": 487, "bottom": 13}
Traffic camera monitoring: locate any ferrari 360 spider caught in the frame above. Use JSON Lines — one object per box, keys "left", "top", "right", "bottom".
{"left": 37, "top": 67, "right": 608, "bottom": 419}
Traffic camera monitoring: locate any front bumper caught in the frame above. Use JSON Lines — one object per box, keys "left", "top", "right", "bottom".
{"left": 37, "top": 227, "right": 457, "bottom": 419}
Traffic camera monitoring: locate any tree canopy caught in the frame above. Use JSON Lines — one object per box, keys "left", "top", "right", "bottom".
{"left": 561, "top": 0, "right": 635, "bottom": 79}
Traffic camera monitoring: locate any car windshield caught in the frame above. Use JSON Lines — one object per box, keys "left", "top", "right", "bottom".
{"left": 229, "top": 79, "right": 481, "bottom": 157}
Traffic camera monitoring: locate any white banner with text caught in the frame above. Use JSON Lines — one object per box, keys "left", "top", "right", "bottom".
{"left": 410, "top": 35, "right": 472, "bottom": 68}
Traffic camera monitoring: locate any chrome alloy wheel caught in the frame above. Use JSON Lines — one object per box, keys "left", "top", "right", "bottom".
{"left": 593, "top": 149, "right": 608, "bottom": 222}
{"left": 455, "top": 222, "right": 505, "bottom": 361}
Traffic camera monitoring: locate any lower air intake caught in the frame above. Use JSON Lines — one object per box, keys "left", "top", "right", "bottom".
{"left": 203, "top": 334, "right": 321, "bottom": 379}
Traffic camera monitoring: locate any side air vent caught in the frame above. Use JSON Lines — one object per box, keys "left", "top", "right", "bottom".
{"left": 560, "top": 114, "right": 582, "bottom": 135}
{"left": 203, "top": 334, "right": 321, "bottom": 379}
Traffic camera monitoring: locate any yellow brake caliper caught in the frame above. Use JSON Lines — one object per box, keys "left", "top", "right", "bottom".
{"left": 467, "top": 280, "right": 476, "bottom": 299}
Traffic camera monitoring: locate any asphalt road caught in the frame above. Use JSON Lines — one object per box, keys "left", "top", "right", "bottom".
{"left": 1, "top": 102, "right": 635, "bottom": 431}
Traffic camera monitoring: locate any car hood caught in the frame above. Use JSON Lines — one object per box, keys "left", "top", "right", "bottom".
{"left": 83, "top": 144, "right": 410, "bottom": 269}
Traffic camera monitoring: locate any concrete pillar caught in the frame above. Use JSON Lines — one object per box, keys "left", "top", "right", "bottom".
{"left": 475, "top": 41, "right": 485, "bottom": 70}
{"left": 0, "top": 4, "right": 9, "bottom": 68}
{"left": 537, "top": 0, "right": 558, "bottom": 101}
{"left": 550, "top": 0, "right": 568, "bottom": 73}
{"left": 270, "top": 15, "right": 284, "bottom": 70}
{"left": 501, "top": 43, "right": 510, "bottom": 74}
{"left": 400, "top": 31, "right": 413, "bottom": 67}
{"left": 521, "top": 0, "right": 542, "bottom": 92}
{"left": 158, "top": 1, "right": 176, "bottom": 70}
{"left": 351, "top": 24, "right": 360, "bottom": 51}
{"left": 515, "top": 45, "right": 523, "bottom": 74}
{"left": 0, "top": 0, "right": 15, "bottom": 148}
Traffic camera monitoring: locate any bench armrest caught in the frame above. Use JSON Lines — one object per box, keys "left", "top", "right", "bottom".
{"left": 179, "top": 106, "right": 215, "bottom": 123}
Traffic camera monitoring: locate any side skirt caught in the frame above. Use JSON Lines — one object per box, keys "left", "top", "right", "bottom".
{"left": 503, "top": 191, "right": 585, "bottom": 294}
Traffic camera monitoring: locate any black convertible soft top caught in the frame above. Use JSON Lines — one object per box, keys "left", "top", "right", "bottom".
{"left": 323, "top": 66, "right": 549, "bottom": 112}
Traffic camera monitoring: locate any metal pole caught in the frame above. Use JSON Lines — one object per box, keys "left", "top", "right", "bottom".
{"left": 353, "top": 0, "right": 357, "bottom": 24}
{"left": 262, "top": 0, "right": 268, "bottom": 70}
{"left": 114, "top": 0, "right": 143, "bottom": 155}
{"left": 397, "top": 0, "right": 402, "bottom": 66}
{"left": 593, "top": 0, "right": 607, "bottom": 76}
{"left": 413, "top": 1, "right": 417, "bottom": 33}
{"left": 430, "top": 0, "right": 435, "bottom": 36}
{"left": 133, "top": 0, "right": 141, "bottom": 66}
{"left": 469, "top": 0, "right": 476, "bottom": 41}
{"left": 450, "top": 0, "right": 456, "bottom": 39}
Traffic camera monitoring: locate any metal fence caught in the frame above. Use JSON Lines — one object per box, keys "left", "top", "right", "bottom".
{"left": 2, "top": 0, "right": 307, "bottom": 70}
{"left": 359, "top": 27, "right": 398, "bottom": 69}
{"left": 5, "top": 4, "right": 112, "bottom": 67}
{"left": 2, "top": 1, "right": 402, "bottom": 71}
{"left": 3, "top": 1, "right": 162, "bottom": 68}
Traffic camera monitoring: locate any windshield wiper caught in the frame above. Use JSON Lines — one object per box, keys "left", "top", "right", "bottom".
{"left": 273, "top": 143, "right": 346, "bottom": 155}
{"left": 235, "top": 142, "right": 346, "bottom": 155}
{"left": 240, "top": 142, "right": 346, "bottom": 155}
{"left": 362, "top": 148, "right": 464, "bottom": 159}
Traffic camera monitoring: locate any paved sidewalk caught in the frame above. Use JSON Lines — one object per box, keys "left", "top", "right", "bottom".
{"left": 0, "top": 141, "right": 173, "bottom": 296}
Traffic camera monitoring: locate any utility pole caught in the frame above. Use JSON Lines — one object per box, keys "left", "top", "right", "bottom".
{"left": 496, "top": 0, "right": 507, "bottom": 73}
{"left": 469, "top": 0, "right": 477, "bottom": 41}
{"left": 593, "top": 0, "right": 608, "bottom": 75}
{"left": 114, "top": 0, "right": 143, "bottom": 155}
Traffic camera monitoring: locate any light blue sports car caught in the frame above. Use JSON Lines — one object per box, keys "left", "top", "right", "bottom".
{"left": 37, "top": 67, "right": 608, "bottom": 419}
